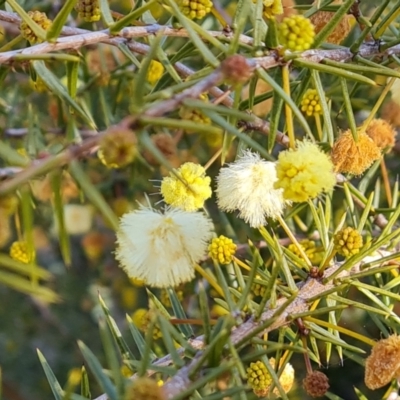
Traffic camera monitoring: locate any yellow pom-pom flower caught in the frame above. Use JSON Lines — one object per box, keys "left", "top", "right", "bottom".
{"left": 160, "top": 162, "right": 212, "bottom": 211}
{"left": 247, "top": 358, "right": 294, "bottom": 397}
{"left": 177, "top": 0, "right": 213, "bottom": 20}
{"left": 131, "top": 308, "right": 162, "bottom": 340}
{"left": 10, "top": 241, "right": 35, "bottom": 264}
{"left": 252, "top": 276, "right": 267, "bottom": 297}
{"left": 208, "top": 235, "right": 237, "bottom": 265}
{"left": 147, "top": 60, "right": 165, "bottom": 85}
{"left": 333, "top": 227, "right": 363, "bottom": 258}
{"left": 252, "top": 0, "right": 283, "bottom": 20}
{"left": 274, "top": 141, "right": 336, "bottom": 203}
{"left": 98, "top": 128, "right": 137, "bottom": 169}
{"left": 300, "top": 89, "right": 322, "bottom": 117}
{"left": 20, "top": 11, "right": 52, "bottom": 44}
{"left": 75, "top": 0, "right": 101, "bottom": 22}
{"left": 278, "top": 15, "right": 315, "bottom": 51}
{"left": 0, "top": 194, "right": 19, "bottom": 216}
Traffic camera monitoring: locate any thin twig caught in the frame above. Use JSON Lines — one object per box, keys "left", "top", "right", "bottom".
{"left": 93, "top": 250, "right": 393, "bottom": 400}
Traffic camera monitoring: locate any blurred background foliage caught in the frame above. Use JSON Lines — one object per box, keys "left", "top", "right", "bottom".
{"left": 1, "top": 0, "right": 400, "bottom": 399}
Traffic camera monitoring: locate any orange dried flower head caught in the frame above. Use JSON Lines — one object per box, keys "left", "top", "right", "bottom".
{"left": 303, "top": 371, "right": 330, "bottom": 398}
{"left": 331, "top": 130, "right": 381, "bottom": 176}
{"left": 365, "top": 334, "right": 400, "bottom": 390}
{"left": 365, "top": 118, "right": 397, "bottom": 150}
{"left": 221, "top": 55, "right": 254, "bottom": 86}
{"left": 143, "top": 133, "right": 177, "bottom": 165}
{"left": 310, "top": 11, "right": 351, "bottom": 44}
{"left": 381, "top": 100, "right": 400, "bottom": 127}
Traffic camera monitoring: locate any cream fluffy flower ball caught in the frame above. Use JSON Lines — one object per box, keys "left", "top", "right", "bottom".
{"left": 115, "top": 207, "right": 214, "bottom": 288}
{"left": 216, "top": 150, "right": 287, "bottom": 228}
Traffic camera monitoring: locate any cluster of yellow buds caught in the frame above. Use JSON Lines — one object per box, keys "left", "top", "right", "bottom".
{"left": 278, "top": 15, "right": 315, "bottom": 51}
{"left": 252, "top": 0, "right": 283, "bottom": 20}
{"left": 251, "top": 277, "right": 266, "bottom": 297}
{"left": 287, "top": 239, "right": 324, "bottom": 265}
{"left": 10, "top": 241, "right": 35, "bottom": 264}
{"left": 146, "top": 60, "right": 165, "bottom": 86}
{"left": 160, "top": 287, "right": 184, "bottom": 308}
{"left": 125, "top": 377, "right": 165, "bottom": 400}
{"left": 131, "top": 309, "right": 162, "bottom": 340}
{"left": 247, "top": 358, "right": 294, "bottom": 397}
{"left": 333, "top": 227, "right": 363, "bottom": 258}
{"left": 179, "top": 93, "right": 211, "bottom": 128}
{"left": 75, "top": 0, "right": 101, "bottom": 22}
{"left": 98, "top": 128, "right": 137, "bottom": 169}
{"left": 177, "top": 0, "right": 213, "bottom": 20}
{"left": 300, "top": 89, "right": 322, "bottom": 117}
{"left": 208, "top": 235, "right": 237, "bottom": 265}
{"left": 20, "top": 11, "right": 52, "bottom": 44}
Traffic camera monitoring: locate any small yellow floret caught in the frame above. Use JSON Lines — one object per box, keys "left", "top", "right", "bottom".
{"left": 177, "top": 0, "right": 213, "bottom": 19}
{"left": 147, "top": 60, "right": 165, "bottom": 85}
{"left": 179, "top": 93, "right": 211, "bottom": 129}
{"left": 160, "top": 162, "right": 212, "bottom": 211}
{"left": 252, "top": 0, "right": 283, "bottom": 19}
{"left": 333, "top": 227, "right": 363, "bottom": 258}
{"left": 208, "top": 235, "right": 237, "bottom": 264}
{"left": 300, "top": 89, "right": 322, "bottom": 117}
{"left": 247, "top": 358, "right": 294, "bottom": 397}
{"left": 10, "top": 241, "right": 35, "bottom": 264}
{"left": 131, "top": 308, "right": 162, "bottom": 340}
{"left": 75, "top": 0, "right": 101, "bottom": 22}
{"left": 278, "top": 15, "right": 315, "bottom": 51}
{"left": 274, "top": 141, "right": 335, "bottom": 203}
{"left": 20, "top": 11, "right": 52, "bottom": 44}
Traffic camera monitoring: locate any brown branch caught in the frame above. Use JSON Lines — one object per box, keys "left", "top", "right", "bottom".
{"left": 93, "top": 249, "right": 394, "bottom": 400}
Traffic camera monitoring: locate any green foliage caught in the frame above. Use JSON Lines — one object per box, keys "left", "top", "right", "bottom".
{"left": 2, "top": 0, "right": 400, "bottom": 399}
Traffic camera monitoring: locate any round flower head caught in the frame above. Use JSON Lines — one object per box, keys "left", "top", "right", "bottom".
{"left": 300, "top": 89, "right": 322, "bottom": 117}
{"left": 115, "top": 206, "right": 214, "bottom": 288}
{"left": 365, "top": 334, "right": 400, "bottom": 390}
{"left": 274, "top": 141, "right": 336, "bottom": 203}
{"left": 331, "top": 130, "right": 381, "bottom": 176}
{"left": 278, "top": 15, "right": 315, "bottom": 51}
{"left": 177, "top": 0, "right": 213, "bottom": 19}
{"left": 247, "top": 358, "right": 294, "bottom": 397}
{"left": 10, "top": 241, "right": 35, "bottom": 264}
{"left": 208, "top": 235, "right": 237, "bottom": 264}
{"left": 146, "top": 60, "right": 164, "bottom": 86}
{"left": 216, "top": 150, "right": 287, "bottom": 228}
{"left": 333, "top": 227, "right": 363, "bottom": 258}
{"left": 20, "top": 11, "right": 52, "bottom": 44}
{"left": 365, "top": 118, "right": 397, "bottom": 150}
{"left": 160, "top": 162, "right": 212, "bottom": 211}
